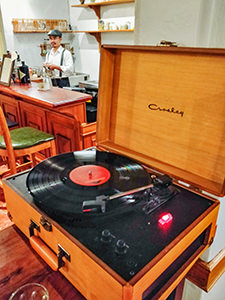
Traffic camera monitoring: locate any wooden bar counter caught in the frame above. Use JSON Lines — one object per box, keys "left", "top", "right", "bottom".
{"left": 0, "top": 83, "right": 96, "bottom": 153}
{"left": 0, "top": 225, "right": 85, "bottom": 300}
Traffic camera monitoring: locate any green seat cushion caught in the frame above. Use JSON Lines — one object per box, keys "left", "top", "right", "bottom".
{"left": 0, "top": 127, "right": 54, "bottom": 149}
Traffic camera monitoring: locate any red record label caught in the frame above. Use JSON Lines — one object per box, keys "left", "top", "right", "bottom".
{"left": 69, "top": 165, "right": 111, "bottom": 186}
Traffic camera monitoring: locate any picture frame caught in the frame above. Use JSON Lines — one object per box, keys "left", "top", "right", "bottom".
{"left": 0, "top": 54, "right": 14, "bottom": 86}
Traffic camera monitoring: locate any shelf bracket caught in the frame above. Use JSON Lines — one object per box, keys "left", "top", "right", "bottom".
{"left": 90, "top": 32, "right": 101, "bottom": 51}
{"left": 89, "top": 5, "right": 100, "bottom": 19}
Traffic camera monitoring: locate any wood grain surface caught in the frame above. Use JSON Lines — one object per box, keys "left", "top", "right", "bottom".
{"left": 186, "top": 247, "right": 225, "bottom": 292}
{"left": 0, "top": 225, "right": 85, "bottom": 300}
{"left": 0, "top": 83, "right": 92, "bottom": 108}
{"left": 97, "top": 45, "right": 225, "bottom": 196}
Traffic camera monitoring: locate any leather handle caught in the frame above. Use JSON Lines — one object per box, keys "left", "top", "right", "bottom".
{"left": 30, "top": 235, "right": 58, "bottom": 271}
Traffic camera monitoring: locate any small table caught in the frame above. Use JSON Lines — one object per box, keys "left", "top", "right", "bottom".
{"left": 0, "top": 225, "right": 85, "bottom": 300}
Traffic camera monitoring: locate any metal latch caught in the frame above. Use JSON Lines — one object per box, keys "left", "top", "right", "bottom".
{"left": 58, "top": 244, "right": 71, "bottom": 269}
{"left": 40, "top": 216, "right": 52, "bottom": 232}
{"left": 29, "top": 219, "right": 40, "bottom": 237}
{"left": 158, "top": 40, "right": 178, "bottom": 47}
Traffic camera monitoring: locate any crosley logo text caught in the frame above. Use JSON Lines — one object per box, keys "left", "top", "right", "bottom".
{"left": 148, "top": 104, "right": 184, "bottom": 117}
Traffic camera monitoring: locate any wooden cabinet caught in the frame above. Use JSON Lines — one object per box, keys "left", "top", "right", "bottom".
{"left": 20, "top": 103, "right": 88, "bottom": 154}
{"left": 20, "top": 103, "right": 85, "bottom": 153}
{"left": 47, "top": 111, "right": 81, "bottom": 153}
{"left": 0, "top": 94, "right": 21, "bottom": 125}
{"left": 20, "top": 102, "right": 50, "bottom": 158}
{"left": 0, "top": 84, "right": 96, "bottom": 154}
{"left": 80, "top": 122, "right": 96, "bottom": 149}
{"left": 20, "top": 102, "right": 47, "bottom": 131}
{"left": 58, "top": 102, "right": 87, "bottom": 124}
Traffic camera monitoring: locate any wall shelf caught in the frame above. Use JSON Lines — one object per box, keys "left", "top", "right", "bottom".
{"left": 13, "top": 30, "right": 72, "bottom": 33}
{"left": 72, "top": 29, "right": 134, "bottom": 33}
{"left": 72, "top": 0, "right": 135, "bottom": 49}
{"left": 12, "top": 19, "right": 69, "bottom": 33}
{"left": 72, "top": 0, "right": 134, "bottom": 19}
{"left": 72, "top": 29, "right": 134, "bottom": 47}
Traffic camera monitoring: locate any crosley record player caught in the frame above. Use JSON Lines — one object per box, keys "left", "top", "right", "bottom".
{"left": 3, "top": 45, "right": 225, "bottom": 300}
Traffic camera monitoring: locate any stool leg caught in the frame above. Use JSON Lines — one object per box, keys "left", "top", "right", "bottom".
{"left": 31, "top": 153, "right": 37, "bottom": 167}
{"left": 50, "top": 140, "right": 57, "bottom": 157}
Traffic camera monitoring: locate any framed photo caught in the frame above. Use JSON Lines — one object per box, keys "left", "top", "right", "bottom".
{"left": 0, "top": 54, "right": 14, "bottom": 86}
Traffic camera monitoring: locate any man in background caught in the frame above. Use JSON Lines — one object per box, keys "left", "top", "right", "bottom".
{"left": 43, "top": 29, "right": 73, "bottom": 87}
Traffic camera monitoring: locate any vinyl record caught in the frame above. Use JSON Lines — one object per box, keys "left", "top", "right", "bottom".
{"left": 26, "top": 149, "right": 151, "bottom": 223}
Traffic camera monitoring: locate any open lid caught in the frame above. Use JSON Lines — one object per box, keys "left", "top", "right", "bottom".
{"left": 97, "top": 45, "right": 225, "bottom": 196}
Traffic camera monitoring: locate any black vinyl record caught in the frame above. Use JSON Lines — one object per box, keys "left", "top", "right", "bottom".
{"left": 26, "top": 149, "right": 151, "bottom": 223}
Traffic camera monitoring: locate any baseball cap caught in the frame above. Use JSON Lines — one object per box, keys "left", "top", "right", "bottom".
{"left": 47, "top": 29, "right": 62, "bottom": 37}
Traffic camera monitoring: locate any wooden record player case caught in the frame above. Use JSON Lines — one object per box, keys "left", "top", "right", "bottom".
{"left": 3, "top": 45, "right": 225, "bottom": 300}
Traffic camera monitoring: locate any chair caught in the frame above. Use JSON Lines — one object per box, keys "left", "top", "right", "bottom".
{"left": 0, "top": 106, "right": 56, "bottom": 178}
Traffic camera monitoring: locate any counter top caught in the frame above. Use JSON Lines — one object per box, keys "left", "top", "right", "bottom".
{"left": 0, "top": 225, "right": 85, "bottom": 300}
{"left": 0, "top": 83, "right": 92, "bottom": 108}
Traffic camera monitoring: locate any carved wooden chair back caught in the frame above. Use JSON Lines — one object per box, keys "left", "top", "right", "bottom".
{"left": 0, "top": 106, "right": 17, "bottom": 174}
{"left": 0, "top": 105, "right": 56, "bottom": 178}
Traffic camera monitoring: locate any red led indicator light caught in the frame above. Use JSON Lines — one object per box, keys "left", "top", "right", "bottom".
{"left": 158, "top": 213, "right": 173, "bottom": 225}
{"left": 83, "top": 209, "right": 91, "bottom": 213}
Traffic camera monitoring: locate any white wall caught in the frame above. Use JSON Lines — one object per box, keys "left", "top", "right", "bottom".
{"left": 182, "top": 272, "right": 225, "bottom": 300}
{"left": 134, "top": 0, "right": 203, "bottom": 46}
{"left": 1, "top": 1, "right": 225, "bottom": 298}
{"left": 134, "top": 0, "right": 221, "bottom": 47}
{"left": 69, "top": 0, "right": 100, "bottom": 80}
{"left": 69, "top": 0, "right": 135, "bottom": 80}
{"left": 134, "top": 0, "right": 225, "bottom": 48}
{"left": 0, "top": 0, "right": 73, "bottom": 69}
{"left": 69, "top": 0, "right": 225, "bottom": 80}
{"left": 1, "top": 0, "right": 225, "bottom": 78}
{"left": 1, "top": 0, "right": 135, "bottom": 80}
{"left": 207, "top": 0, "right": 225, "bottom": 48}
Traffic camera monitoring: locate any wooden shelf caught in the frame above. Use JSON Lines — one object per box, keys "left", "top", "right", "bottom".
{"left": 72, "top": 0, "right": 134, "bottom": 7}
{"left": 72, "top": 29, "right": 134, "bottom": 50}
{"left": 72, "top": 29, "right": 134, "bottom": 33}
{"left": 72, "top": 1, "right": 135, "bottom": 49}
{"left": 13, "top": 30, "right": 72, "bottom": 33}
{"left": 12, "top": 19, "right": 69, "bottom": 33}
{"left": 72, "top": 0, "right": 134, "bottom": 18}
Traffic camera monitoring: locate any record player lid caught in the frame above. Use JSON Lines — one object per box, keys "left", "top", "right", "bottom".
{"left": 97, "top": 45, "right": 225, "bottom": 196}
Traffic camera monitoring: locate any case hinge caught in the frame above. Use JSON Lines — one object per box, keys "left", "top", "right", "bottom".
{"left": 158, "top": 40, "right": 178, "bottom": 47}
{"left": 177, "top": 180, "right": 203, "bottom": 194}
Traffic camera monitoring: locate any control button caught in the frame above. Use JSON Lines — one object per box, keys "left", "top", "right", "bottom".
{"left": 129, "top": 270, "right": 135, "bottom": 277}
{"left": 115, "top": 239, "right": 128, "bottom": 255}
{"left": 127, "top": 260, "right": 138, "bottom": 268}
{"left": 100, "top": 229, "right": 113, "bottom": 243}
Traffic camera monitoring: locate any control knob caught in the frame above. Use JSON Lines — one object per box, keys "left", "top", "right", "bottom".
{"left": 100, "top": 229, "right": 113, "bottom": 243}
{"left": 115, "top": 239, "right": 128, "bottom": 255}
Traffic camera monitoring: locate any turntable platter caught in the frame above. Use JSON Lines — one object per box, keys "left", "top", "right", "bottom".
{"left": 26, "top": 149, "right": 151, "bottom": 222}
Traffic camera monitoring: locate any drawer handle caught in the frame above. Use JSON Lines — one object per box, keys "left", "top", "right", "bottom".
{"left": 30, "top": 235, "right": 58, "bottom": 271}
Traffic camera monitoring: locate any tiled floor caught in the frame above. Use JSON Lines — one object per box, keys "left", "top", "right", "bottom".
{"left": 0, "top": 188, "right": 13, "bottom": 231}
